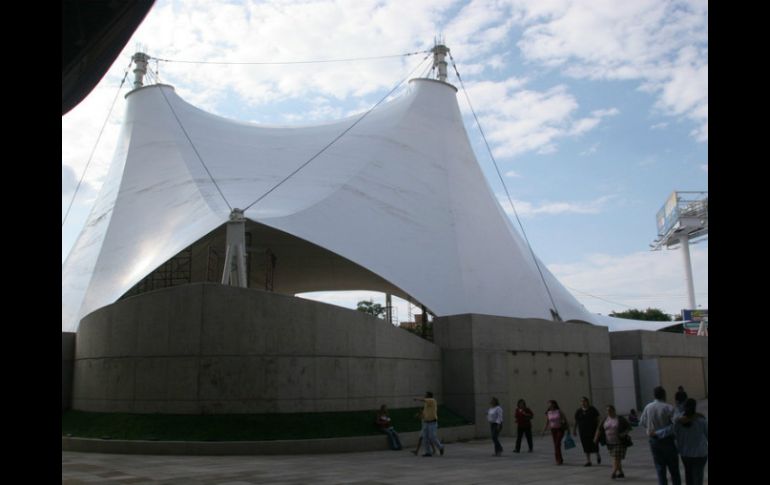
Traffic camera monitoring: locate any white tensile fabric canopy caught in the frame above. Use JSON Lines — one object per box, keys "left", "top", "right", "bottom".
{"left": 62, "top": 78, "right": 662, "bottom": 333}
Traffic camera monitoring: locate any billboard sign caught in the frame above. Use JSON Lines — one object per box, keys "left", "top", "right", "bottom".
{"left": 656, "top": 192, "right": 680, "bottom": 235}
{"left": 682, "top": 309, "right": 708, "bottom": 335}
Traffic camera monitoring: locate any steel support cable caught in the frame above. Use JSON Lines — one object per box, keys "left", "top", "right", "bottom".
{"left": 417, "top": 58, "right": 434, "bottom": 79}
{"left": 565, "top": 286, "right": 634, "bottom": 309}
{"left": 153, "top": 50, "right": 431, "bottom": 65}
{"left": 242, "top": 53, "right": 432, "bottom": 212}
{"left": 62, "top": 60, "right": 133, "bottom": 228}
{"left": 156, "top": 83, "right": 234, "bottom": 212}
{"left": 448, "top": 52, "right": 563, "bottom": 321}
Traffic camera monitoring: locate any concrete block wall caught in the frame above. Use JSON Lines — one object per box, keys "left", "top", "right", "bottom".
{"left": 72, "top": 283, "right": 442, "bottom": 414}
{"left": 434, "top": 314, "right": 612, "bottom": 438}
{"left": 62, "top": 332, "right": 76, "bottom": 410}
{"left": 609, "top": 330, "right": 708, "bottom": 359}
{"left": 609, "top": 330, "right": 709, "bottom": 407}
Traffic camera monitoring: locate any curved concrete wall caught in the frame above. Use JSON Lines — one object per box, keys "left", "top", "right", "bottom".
{"left": 73, "top": 283, "right": 442, "bottom": 414}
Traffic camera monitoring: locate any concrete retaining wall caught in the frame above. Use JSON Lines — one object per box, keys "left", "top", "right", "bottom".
{"left": 434, "top": 315, "right": 612, "bottom": 438}
{"left": 72, "top": 283, "right": 442, "bottom": 414}
{"left": 62, "top": 332, "right": 76, "bottom": 411}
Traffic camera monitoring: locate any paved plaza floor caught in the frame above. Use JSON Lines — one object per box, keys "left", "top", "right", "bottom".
{"left": 62, "top": 422, "right": 707, "bottom": 484}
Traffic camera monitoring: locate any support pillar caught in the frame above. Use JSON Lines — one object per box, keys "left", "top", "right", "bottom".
{"left": 432, "top": 43, "right": 449, "bottom": 82}
{"left": 385, "top": 293, "right": 392, "bottom": 325}
{"left": 679, "top": 234, "right": 696, "bottom": 310}
{"left": 221, "top": 209, "right": 248, "bottom": 288}
{"left": 131, "top": 52, "right": 149, "bottom": 89}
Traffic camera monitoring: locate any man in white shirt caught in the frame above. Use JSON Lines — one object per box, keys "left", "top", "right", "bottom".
{"left": 640, "top": 386, "right": 682, "bottom": 485}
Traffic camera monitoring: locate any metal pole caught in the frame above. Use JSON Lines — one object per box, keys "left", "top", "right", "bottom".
{"left": 421, "top": 305, "right": 428, "bottom": 338}
{"left": 679, "top": 234, "right": 696, "bottom": 310}
{"left": 432, "top": 44, "right": 449, "bottom": 82}
{"left": 131, "top": 52, "right": 149, "bottom": 89}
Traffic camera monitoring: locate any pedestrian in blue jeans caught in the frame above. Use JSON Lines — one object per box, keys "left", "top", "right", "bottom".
{"left": 640, "top": 386, "right": 682, "bottom": 485}
{"left": 487, "top": 397, "right": 504, "bottom": 456}
{"left": 375, "top": 404, "right": 402, "bottom": 450}
{"left": 655, "top": 399, "right": 708, "bottom": 485}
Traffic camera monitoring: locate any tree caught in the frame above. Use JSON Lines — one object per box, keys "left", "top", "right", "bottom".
{"left": 356, "top": 300, "right": 385, "bottom": 318}
{"left": 609, "top": 308, "right": 672, "bottom": 321}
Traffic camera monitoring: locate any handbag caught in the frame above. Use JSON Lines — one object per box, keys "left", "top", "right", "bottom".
{"left": 564, "top": 432, "right": 576, "bottom": 450}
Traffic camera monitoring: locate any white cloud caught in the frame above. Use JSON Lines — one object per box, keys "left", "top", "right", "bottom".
{"left": 700, "top": 164, "right": 708, "bottom": 173}
{"left": 580, "top": 142, "right": 599, "bottom": 156}
{"left": 130, "top": 0, "right": 455, "bottom": 107}
{"left": 651, "top": 121, "right": 669, "bottom": 130}
{"left": 62, "top": 165, "right": 78, "bottom": 197}
{"left": 461, "top": 81, "right": 611, "bottom": 157}
{"left": 549, "top": 246, "right": 708, "bottom": 316}
{"left": 591, "top": 108, "right": 619, "bottom": 118}
{"left": 62, "top": 79, "right": 128, "bottom": 195}
{"left": 505, "top": 170, "right": 521, "bottom": 177}
{"left": 499, "top": 194, "right": 615, "bottom": 217}
{"left": 512, "top": 0, "right": 708, "bottom": 143}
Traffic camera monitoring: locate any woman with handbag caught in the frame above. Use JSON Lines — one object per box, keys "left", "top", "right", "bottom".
{"left": 542, "top": 400, "right": 569, "bottom": 465}
{"left": 574, "top": 396, "right": 602, "bottom": 466}
{"left": 594, "top": 405, "right": 631, "bottom": 479}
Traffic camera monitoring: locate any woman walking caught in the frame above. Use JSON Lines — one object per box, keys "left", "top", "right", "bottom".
{"left": 595, "top": 405, "right": 631, "bottom": 479}
{"left": 514, "top": 399, "right": 534, "bottom": 453}
{"left": 542, "top": 400, "right": 569, "bottom": 465}
{"left": 574, "top": 396, "right": 601, "bottom": 466}
{"left": 487, "top": 397, "right": 504, "bottom": 456}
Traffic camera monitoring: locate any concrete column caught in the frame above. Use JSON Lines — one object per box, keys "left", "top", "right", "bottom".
{"left": 222, "top": 209, "right": 247, "bottom": 287}
{"left": 679, "top": 234, "right": 696, "bottom": 309}
{"left": 131, "top": 52, "right": 149, "bottom": 89}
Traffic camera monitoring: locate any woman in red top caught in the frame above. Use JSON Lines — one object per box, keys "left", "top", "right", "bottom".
{"left": 542, "top": 400, "right": 569, "bottom": 465}
{"left": 514, "top": 399, "right": 534, "bottom": 453}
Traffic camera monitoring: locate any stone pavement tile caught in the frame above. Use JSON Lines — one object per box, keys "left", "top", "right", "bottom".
{"left": 62, "top": 425, "right": 707, "bottom": 484}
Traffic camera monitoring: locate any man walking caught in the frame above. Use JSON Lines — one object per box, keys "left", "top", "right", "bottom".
{"left": 414, "top": 391, "right": 445, "bottom": 457}
{"left": 640, "top": 386, "right": 682, "bottom": 485}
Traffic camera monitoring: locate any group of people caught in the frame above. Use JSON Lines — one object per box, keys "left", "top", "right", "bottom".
{"left": 375, "top": 386, "right": 707, "bottom": 484}
{"left": 492, "top": 385, "right": 707, "bottom": 483}
{"left": 641, "top": 385, "right": 708, "bottom": 485}
{"left": 375, "top": 391, "right": 445, "bottom": 457}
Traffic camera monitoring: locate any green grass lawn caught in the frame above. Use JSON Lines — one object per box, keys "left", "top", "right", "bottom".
{"left": 62, "top": 406, "right": 471, "bottom": 441}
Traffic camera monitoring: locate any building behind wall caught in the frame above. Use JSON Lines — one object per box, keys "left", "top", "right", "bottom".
{"left": 434, "top": 314, "right": 614, "bottom": 438}
{"left": 610, "top": 330, "right": 708, "bottom": 411}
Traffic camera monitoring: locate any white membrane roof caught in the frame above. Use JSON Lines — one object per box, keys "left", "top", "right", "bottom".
{"left": 62, "top": 78, "right": 659, "bottom": 333}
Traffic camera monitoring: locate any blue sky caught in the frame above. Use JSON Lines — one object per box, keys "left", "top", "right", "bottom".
{"left": 62, "top": 0, "right": 707, "bottom": 319}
